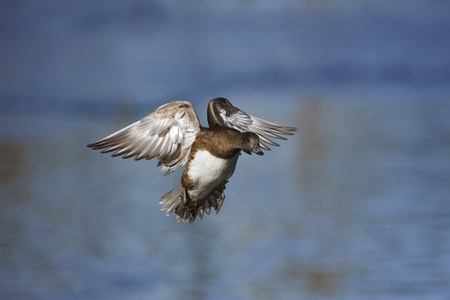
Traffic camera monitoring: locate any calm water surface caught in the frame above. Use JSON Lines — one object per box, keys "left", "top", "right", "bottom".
{"left": 1, "top": 99, "right": 449, "bottom": 299}
{"left": 1, "top": 1, "right": 450, "bottom": 299}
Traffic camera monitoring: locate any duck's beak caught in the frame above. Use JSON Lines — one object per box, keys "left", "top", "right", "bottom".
{"left": 252, "top": 145, "right": 264, "bottom": 156}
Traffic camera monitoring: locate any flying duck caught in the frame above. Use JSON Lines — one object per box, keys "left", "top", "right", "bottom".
{"left": 87, "top": 97, "right": 296, "bottom": 223}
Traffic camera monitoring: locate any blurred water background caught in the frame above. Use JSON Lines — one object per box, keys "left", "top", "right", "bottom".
{"left": 1, "top": 1, "right": 450, "bottom": 299}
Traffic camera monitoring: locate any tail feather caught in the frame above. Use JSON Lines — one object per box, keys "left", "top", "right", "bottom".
{"left": 159, "top": 183, "right": 227, "bottom": 224}
{"left": 159, "top": 186, "right": 183, "bottom": 216}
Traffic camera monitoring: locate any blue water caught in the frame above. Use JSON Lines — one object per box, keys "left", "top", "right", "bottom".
{"left": 1, "top": 1, "right": 450, "bottom": 299}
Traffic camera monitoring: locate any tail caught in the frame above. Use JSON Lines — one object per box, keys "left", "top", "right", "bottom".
{"left": 159, "top": 183, "right": 227, "bottom": 224}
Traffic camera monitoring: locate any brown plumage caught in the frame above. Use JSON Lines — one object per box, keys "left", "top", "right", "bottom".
{"left": 87, "top": 97, "right": 296, "bottom": 223}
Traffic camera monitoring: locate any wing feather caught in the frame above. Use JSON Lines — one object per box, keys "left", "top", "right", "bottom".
{"left": 87, "top": 101, "right": 201, "bottom": 175}
{"left": 208, "top": 97, "right": 296, "bottom": 151}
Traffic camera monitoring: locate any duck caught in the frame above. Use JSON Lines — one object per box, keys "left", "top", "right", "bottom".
{"left": 87, "top": 97, "right": 296, "bottom": 223}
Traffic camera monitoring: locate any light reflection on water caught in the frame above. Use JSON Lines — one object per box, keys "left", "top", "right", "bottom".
{"left": 0, "top": 99, "right": 449, "bottom": 299}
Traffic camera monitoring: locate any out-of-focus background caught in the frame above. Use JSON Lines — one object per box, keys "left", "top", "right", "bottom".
{"left": 1, "top": 1, "right": 450, "bottom": 299}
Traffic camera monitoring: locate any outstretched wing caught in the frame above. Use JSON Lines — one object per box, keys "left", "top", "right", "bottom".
{"left": 207, "top": 97, "right": 297, "bottom": 150}
{"left": 87, "top": 101, "right": 201, "bottom": 175}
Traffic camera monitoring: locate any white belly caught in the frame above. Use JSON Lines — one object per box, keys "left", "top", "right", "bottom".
{"left": 187, "top": 150, "right": 239, "bottom": 200}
